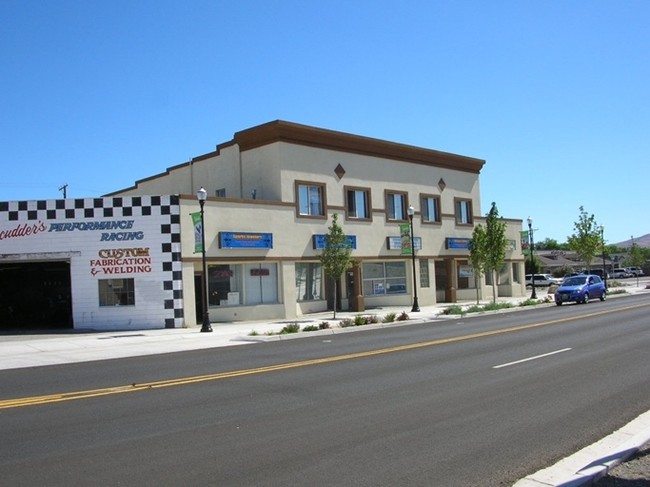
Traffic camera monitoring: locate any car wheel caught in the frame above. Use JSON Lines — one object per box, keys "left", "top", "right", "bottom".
{"left": 556, "top": 301, "right": 562, "bottom": 306}
{"left": 600, "top": 291, "right": 606, "bottom": 301}
{"left": 583, "top": 293, "right": 590, "bottom": 304}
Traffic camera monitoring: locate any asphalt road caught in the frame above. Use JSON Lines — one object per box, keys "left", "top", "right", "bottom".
{"left": 1, "top": 294, "right": 649, "bottom": 486}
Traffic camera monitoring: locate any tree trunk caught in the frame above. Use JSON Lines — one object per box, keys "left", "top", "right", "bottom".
{"left": 332, "top": 279, "right": 338, "bottom": 319}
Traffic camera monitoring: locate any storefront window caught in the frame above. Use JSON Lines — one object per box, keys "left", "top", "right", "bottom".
{"left": 207, "top": 264, "right": 242, "bottom": 306}
{"left": 207, "top": 263, "right": 279, "bottom": 306}
{"left": 419, "top": 259, "right": 430, "bottom": 288}
{"left": 243, "top": 263, "right": 278, "bottom": 305}
{"left": 362, "top": 261, "right": 407, "bottom": 296}
{"left": 98, "top": 279, "right": 135, "bottom": 306}
{"left": 499, "top": 264, "right": 510, "bottom": 285}
{"left": 456, "top": 259, "right": 472, "bottom": 289}
{"left": 296, "top": 262, "right": 322, "bottom": 301}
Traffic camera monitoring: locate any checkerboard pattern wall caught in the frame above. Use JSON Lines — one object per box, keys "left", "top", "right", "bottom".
{"left": 0, "top": 195, "right": 184, "bottom": 328}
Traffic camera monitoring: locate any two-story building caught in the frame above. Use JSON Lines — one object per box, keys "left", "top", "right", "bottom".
{"left": 109, "top": 120, "right": 527, "bottom": 326}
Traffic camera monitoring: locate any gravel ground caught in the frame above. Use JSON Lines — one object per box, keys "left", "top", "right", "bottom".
{"left": 595, "top": 442, "right": 650, "bottom": 486}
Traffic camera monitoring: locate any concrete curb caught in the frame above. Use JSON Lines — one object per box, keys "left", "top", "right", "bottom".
{"left": 514, "top": 408, "right": 650, "bottom": 486}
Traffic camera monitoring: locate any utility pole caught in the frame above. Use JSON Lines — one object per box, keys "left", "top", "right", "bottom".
{"left": 59, "top": 184, "right": 68, "bottom": 198}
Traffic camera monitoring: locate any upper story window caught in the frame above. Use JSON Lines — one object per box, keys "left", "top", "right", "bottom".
{"left": 215, "top": 188, "right": 226, "bottom": 198}
{"left": 296, "top": 181, "right": 326, "bottom": 217}
{"left": 421, "top": 195, "right": 441, "bottom": 223}
{"left": 346, "top": 186, "right": 371, "bottom": 220}
{"left": 455, "top": 198, "right": 473, "bottom": 225}
{"left": 385, "top": 190, "right": 408, "bottom": 221}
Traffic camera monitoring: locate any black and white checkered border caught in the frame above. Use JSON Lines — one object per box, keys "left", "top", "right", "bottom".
{"left": 0, "top": 195, "right": 184, "bottom": 329}
{"left": 0, "top": 195, "right": 177, "bottom": 221}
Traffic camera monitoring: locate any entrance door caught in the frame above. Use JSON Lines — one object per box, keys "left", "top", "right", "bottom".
{"left": 194, "top": 274, "right": 204, "bottom": 325}
{"left": 0, "top": 261, "right": 72, "bottom": 331}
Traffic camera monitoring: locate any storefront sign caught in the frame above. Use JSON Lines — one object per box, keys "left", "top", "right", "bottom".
{"left": 250, "top": 268, "right": 270, "bottom": 276}
{"left": 219, "top": 232, "right": 273, "bottom": 249}
{"left": 312, "top": 234, "right": 357, "bottom": 250}
{"left": 89, "top": 247, "right": 152, "bottom": 276}
{"left": 0, "top": 221, "right": 47, "bottom": 240}
{"left": 446, "top": 238, "right": 470, "bottom": 250}
{"left": 386, "top": 236, "right": 421, "bottom": 251}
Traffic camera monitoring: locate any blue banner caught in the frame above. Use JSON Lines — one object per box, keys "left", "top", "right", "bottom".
{"left": 312, "top": 234, "right": 357, "bottom": 250}
{"left": 219, "top": 232, "right": 273, "bottom": 249}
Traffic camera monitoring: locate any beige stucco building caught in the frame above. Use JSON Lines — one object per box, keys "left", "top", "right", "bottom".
{"left": 109, "top": 120, "right": 526, "bottom": 326}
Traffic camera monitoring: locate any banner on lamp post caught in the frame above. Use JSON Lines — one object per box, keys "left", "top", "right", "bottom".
{"left": 400, "top": 223, "right": 412, "bottom": 256}
{"left": 191, "top": 212, "right": 203, "bottom": 253}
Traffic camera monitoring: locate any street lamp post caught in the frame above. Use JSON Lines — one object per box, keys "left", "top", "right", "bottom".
{"left": 197, "top": 187, "right": 213, "bottom": 333}
{"left": 527, "top": 217, "right": 537, "bottom": 299}
{"left": 600, "top": 225, "right": 607, "bottom": 288}
{"left": 407, "top": 205, "right": 420, "bottom": 312}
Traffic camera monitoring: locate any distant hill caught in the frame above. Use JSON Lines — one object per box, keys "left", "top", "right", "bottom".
{"left": 614, "top": 233, "right": 650, "bottom": 248}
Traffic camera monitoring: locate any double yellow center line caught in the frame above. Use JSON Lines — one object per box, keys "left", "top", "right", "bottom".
{"left": 1, "top": 302, "right": 647, "bottom": 410}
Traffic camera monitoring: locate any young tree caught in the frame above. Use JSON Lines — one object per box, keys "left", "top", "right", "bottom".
{"left": 319, "top": 213, "right": 353, "bottom": 319}
{"left": 483, "top": 202, "right": 508, "bottom": 303}
{"left": 567, "top": 206, "right": 600, "bottom": 271}
{"left": 469, "top": 224, "right": 487, "bottom": 304}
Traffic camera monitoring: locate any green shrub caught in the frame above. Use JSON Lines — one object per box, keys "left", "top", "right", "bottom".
{"left": 302, "top": 324, "right": 319, "bottom": 332}
{"left": 353, "top": 315, "right": 368, "bottom": 326}
{"left": 248, "top": 330, "right": 259, "bottom": 336}
{"left": 465, "top": 305, "right": 482, "bottom": 314}
{"left": 442, "top": 305, "right": 464, "bottom": 315}
{"left": 382, "top": 312, "right": 397, "bottom": 323}
{"left": 518, "top": 298, "right": 539, "bottom": 307}
{"left": 482, "top": 302, "right": 513, "bottom": 312}
{"left": 280, "top": 322, "right": 301, "bottom": 334}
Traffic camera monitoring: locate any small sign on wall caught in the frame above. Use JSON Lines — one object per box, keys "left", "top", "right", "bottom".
{"left": 386, "top": 236, "right": 422, "bottom": 251}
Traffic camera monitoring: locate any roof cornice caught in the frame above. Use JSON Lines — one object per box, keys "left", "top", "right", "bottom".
{"left": 229, "top": 120, "right": 485, "bottom": 174}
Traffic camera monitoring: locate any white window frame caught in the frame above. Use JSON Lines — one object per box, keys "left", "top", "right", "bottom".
{"left": 385, "top": 190, "right": 408, "bottom": 221}
{"left": 296, "top": 181, "right": 326, "bottom": 218}
{"left": 421, "top": 194, "right": 441, "bottom": 223}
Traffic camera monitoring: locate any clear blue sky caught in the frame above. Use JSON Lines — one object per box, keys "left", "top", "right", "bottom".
{"left": 1, "top": 1, "right": 648, "bottom": 245}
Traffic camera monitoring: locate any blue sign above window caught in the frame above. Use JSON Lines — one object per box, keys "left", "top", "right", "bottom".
{"left": 219, "top": 232, "right": 273, "bottom": 249}
{"left": 313, "top": 235, "right": 357, "bottom": 250}
{"left": 446, "top": 238, "right": 471, "bottom": 250}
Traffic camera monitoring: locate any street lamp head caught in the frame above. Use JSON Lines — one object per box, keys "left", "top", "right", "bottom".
{"left": 197, "top": 187, "right": 207, "bottom": 202}
{"left": 407, "top": 205, "right": 415, "bottom": 220}
{"left": 527, "top": 216, "right": 532, "bottom": 227}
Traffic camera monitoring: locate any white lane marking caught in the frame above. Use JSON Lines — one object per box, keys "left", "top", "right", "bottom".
{"left": 493, "top": 348, "right": 572, "bottom": 369}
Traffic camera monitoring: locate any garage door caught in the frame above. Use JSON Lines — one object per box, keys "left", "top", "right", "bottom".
{"left": 0, "top": 261, "right": 72, "bottom": 331}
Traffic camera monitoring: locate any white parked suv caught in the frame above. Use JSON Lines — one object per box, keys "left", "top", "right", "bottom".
{"left": 525, "top": 274, "right": 561, "bottom": 287}
{"left": 627, "top": 267, "right": 645, "bottom": 277}
{"left": 611, "top": 268, "right": 630, "bottom": 279}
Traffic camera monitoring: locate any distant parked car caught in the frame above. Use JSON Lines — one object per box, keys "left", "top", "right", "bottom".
{"left": 584, "top": 269, "right": 609, "bottom": 280}
{"left": 611, "top": 268, "right": 630, "bottom": 279}
{"left": 525, "top": 274, "right": 560, "bottom": 287}
{"left": 554, "top": 274, "right": 607, "bottom": 305}
{"left": 627, "top": 267, "right": 645, "bottom": 277}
